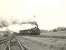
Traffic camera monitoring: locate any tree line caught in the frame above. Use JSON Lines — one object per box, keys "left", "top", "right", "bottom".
{"left": 50, "top": 27, "right": 66, "bottom": 32}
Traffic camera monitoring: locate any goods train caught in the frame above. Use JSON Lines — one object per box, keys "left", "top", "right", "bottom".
{"left": 17, "top": 21, "right": 40, "bottom": 35}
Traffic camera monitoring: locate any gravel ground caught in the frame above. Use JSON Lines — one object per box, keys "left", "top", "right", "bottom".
{"left": 17, "top": 36, "right": 46, "bottom": 50}
{"left": 17, "top": 36, "right": 66, "bottom": 50}
{"left": 1, "top": 35, "right": 66, "bottom": 50}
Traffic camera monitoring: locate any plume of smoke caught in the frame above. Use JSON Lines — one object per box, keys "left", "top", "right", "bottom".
{"left": 0, "top": 16, "right": 36, "bottom": 33}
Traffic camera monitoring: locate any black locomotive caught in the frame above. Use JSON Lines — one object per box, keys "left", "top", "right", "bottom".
{"left": 17, "top": 22, "right": 40, "bottom": 35}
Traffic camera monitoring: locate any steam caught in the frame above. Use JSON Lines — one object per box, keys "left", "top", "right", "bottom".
{"left": 7, "top": 24, "right": 36, "bottom": 33}
{"left": 0, "top": 16, "right": 36, "bottom": 33}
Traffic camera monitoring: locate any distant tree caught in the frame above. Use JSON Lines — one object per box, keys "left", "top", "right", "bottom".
{"left": 57, "top": 27, "right": 66, "bottom": 31}
{"left": 53, "top": 29, "right": 57, "bottom": 32}
{"left": 63, "top": 27, "right": 66, "bottom": 31}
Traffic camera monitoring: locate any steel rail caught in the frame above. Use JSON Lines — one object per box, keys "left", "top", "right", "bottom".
{"left": 16, "top": 37, "right": 31, "bottom": 50}
{"left": 0, "top": 39, "right": 8, "bottom": 44}
{"left": 0, "top": 36, "right": 30, "bottom": 50}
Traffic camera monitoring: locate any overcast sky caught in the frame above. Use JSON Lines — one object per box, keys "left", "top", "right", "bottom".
{"left": 0, "top": 0, "right": 66, "bottom": 30}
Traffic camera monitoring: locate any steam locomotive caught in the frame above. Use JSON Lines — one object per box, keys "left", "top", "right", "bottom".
{"left": 0, "top": 21, "right": 40, "bottom": 36}
{"left": 17, "top": 22, "right": 40, "bottom": 35}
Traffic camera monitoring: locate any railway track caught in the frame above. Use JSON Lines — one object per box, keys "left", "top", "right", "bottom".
{"left": 0, "top": 36, "right": 30, "bottom": 50}
{"left": 17, "top": 36, "right": 66, "bottom": 50}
